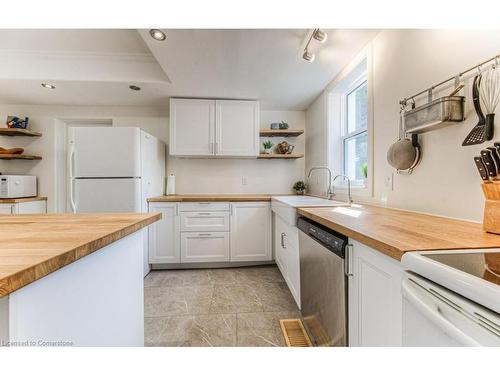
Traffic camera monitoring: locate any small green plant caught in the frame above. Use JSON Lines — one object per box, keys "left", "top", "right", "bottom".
{"left": 263, "top": 140, "right": 274, "bottom": 149}
{"left": 279, "top": 121, "right": 289, "bottom": 129}
{"left": 360, "top": 162, "right": 368, "bottom": 179}
{"left": 293, "top": 180, "right": 307, "bottom": 194}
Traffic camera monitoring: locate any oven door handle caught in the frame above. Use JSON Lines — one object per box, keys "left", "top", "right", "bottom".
{"left": 402, "top": 278, "right": 481, "bottom": 346}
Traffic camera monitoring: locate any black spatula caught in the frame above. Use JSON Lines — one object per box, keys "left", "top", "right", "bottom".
{"left": 462, "top": 75, "right": 487, "bottom": 146}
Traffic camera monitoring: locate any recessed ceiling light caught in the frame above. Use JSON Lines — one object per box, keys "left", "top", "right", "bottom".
{"left": 129, "top": 85, "right": 141, "bottom": 91}
{"left": 41, "top": 83, "right": 56, "bottom": 89}
{"left": 302, "top": 50, "right": 315, "bottom": 62}
{"left": 149, "top": 29, "right": 166, "bottom": 41}
{"left": 313, "top": 29, "right": 328, "bottom": 43}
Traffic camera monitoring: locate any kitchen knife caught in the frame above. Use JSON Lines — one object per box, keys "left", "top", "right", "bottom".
{"left": 480, "top": 149, "right": 498, "bottom": 180}
{"left": 474, "top": 156, "right": 490, "bottom": 181}
{"left": 487, "top": 146, "right": 500, "bottom": 170}
{"left": 494, "top": 142, "right": 500, "bottom": 155}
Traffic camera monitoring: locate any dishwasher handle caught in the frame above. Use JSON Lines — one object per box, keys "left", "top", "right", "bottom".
{"left": 344, "top": 244, "right": 353, "bottom": 277}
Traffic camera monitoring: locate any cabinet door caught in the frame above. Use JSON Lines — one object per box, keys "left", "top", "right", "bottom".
{"left": 348, "top": 239, "right": 403, "bottom": 347}
{"left": 181, "top": 232, "right": 230, "bottom": 263}
{"left": 274, "top": 214, "right": 288, "bottom": 277}
{"left": 0, "top": 204, "right": 14, "bottom": 214}
{"left": 273, "top": 214, "right": 300, "bottom": 309}
{"left": 215, "top": 100, "right": 259, "bottom": 157}
{"left": 169, "top": 98, "right": 215, "bottom": 156}
{"left": 230, "top": 202, "right": 271, "bottom": 262}
{"left": 148, "top": 203, "right": 180, "bottom": 264}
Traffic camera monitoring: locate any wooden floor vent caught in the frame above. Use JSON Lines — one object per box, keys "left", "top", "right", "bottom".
{"left": 279, "top": 319, "right": 313, "bottom": 347}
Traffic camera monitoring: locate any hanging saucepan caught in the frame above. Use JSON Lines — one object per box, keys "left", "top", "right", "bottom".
{"left": 387, "top": 107, "right": 421, "bottom": 174}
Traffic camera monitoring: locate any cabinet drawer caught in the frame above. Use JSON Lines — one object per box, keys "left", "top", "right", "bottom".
{"left": 179, "top": 202, "right": 230, "bottom": 212}
{"left": 180, "top": 211, "right": 230, "bottom": 232}
{"left": 181, "top": 232, "right": 230, "bottom": 263}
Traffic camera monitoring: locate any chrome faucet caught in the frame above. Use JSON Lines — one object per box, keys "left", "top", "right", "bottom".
{"left": 332, "top": 174, "right": 353, "bottom": 204}
{"left": 307, "top": 166, "right": 334, "bottom": 199}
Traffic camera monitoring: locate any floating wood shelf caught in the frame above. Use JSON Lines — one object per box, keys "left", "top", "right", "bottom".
{"left": 259, "top": 129, "right": 304, "bottom": 137}
{"left": 0, "top": 154, "right": 42, "bottom": 160}
{"left": 258, "top": 153, "right": 304, "bottom": 159}
{"left": 0, "top": 128, "right": 42, "bottom": 137}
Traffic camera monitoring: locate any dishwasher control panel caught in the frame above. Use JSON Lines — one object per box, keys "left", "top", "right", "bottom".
{"left": 297, "top": 216, "right": 347, "bottom": 258}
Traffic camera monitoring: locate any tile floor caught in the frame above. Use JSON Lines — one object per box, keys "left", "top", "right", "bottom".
{"left": 144, "top": 265, "right": 300, "bottom": 346}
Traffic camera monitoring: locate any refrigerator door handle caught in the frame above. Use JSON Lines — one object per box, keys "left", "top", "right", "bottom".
{"left": 68, "top": 141, "right": 76, "bottom": 213}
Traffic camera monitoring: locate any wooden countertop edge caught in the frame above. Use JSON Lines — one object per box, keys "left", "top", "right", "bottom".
{"left": 297, "top": 209, "right": 406, "bottom": 260}
{"left": 147, "top": 195, "right": 289, "bottom": 202}
{"left": 0, "top": 196, "right": 48, "bottom": 203}
{"left": 0, "top": 213, "right": 160, "bottom": 297}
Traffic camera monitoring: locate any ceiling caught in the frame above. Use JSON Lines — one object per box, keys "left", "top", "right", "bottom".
{"left": 0, "top": 29, "right": 378, "bottom": 110}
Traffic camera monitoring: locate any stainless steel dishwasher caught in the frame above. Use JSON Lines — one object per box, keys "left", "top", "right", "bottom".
{"left": 297, "top": 216, "right": 349, "bottom": 346}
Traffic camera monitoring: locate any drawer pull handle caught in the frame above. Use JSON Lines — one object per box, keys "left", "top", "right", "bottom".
{"left": 197, "top": 212, "right": 211, "bottom": 215}
{"left": 199, "top": 202, "right": 211, "bottom": 205}
{"left": 198, "top": 233, "right": 212, "bottom": 237}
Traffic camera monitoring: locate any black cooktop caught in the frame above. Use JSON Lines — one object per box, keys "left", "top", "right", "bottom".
{"left": 422, "top": 252, "right": 500, "bottom": 286}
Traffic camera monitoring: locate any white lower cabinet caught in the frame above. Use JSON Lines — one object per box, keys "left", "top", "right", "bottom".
{"left": 348, "top": 239, "right": 404, "bottom": 346}
{"left": 230, "top": 202, "right": 272, "bottom": 262}
{"left": 273, "top": 214, "right": 301, "bottom": 308}
{"left": 0, "top": 200, "right": 47, "bottom": 214}
{"left": 148, "top": 202, "right": 180, "bottom": 264}
{"left": 181, "top": 232, "right": 230, "bottom": 262}
{"left": 148, "top": 200, "right": 272, "bottom": 265}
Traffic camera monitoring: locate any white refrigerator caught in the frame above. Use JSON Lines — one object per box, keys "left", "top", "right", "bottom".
{"left": 68, "top": 127, "right": 166, "bottom": 275}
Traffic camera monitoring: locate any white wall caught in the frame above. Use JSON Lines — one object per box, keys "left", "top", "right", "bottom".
{"left": 0, "top": 105, "right": 304, "bottom": 212}
{"left": 306, "top": 29, "right": 500, "bottom": 222}
{"left": 168, "top": 110, "right": 305, "bottom": 194}
{"left": 305, "top": 93, "right": 328, "bottom": 196}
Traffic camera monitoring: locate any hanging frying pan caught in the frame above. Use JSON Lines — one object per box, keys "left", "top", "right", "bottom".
{"left": 387, "top": 108, "right": 421, "bottom": 173}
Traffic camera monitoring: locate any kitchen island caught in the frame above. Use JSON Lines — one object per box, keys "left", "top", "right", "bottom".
{"left": 0, "top": 213, "right": 160, "bottom": 347}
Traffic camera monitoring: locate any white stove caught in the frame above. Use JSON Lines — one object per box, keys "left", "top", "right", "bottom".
{"left": 401, "top": 249, "right": 500, "bottom": 346}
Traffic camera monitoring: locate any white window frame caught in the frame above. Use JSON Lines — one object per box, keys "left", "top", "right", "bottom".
{"left": 326, "top": 45, "right": 374, "bottom": 199}
{"left": 340, "top": 77, "right": 368, "bottom": 187}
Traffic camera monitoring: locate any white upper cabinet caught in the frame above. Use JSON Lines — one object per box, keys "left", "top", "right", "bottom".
{"left": 216, "top": 100, "right": 259, "bottom": 157}
{"left": 169, "top": 98, "right": 215, "bottom": 156}
{"left": 169, "top": 98, "right": 259, "bottom": 157}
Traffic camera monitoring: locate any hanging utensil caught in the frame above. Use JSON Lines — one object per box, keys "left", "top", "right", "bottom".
{"left": 387, "top": 107, "right": 421, "bottom": 173}
{"left": 462, "top": 74, "right": 487, "bottom": 146}
{"left": 479, "top": 63, "right": 500, "bottom": 140}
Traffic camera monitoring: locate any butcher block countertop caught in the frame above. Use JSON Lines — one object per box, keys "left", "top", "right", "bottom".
{"left": 0, "top": 196, "right": 47, "bottom": 204}
{"left": 297, "top": 204, "right": 500, "bottom": 261}
{"left": 0, "top": 213, "right": 160, "bottom": 297}
{"left": 148, "top": 194, "right": 288, "bottom": 202}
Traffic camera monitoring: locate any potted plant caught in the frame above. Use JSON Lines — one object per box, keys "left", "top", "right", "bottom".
{"left": 293, "top": 180, "right": 307, "bottom": 195}
{"left": 279, "top": 121, "right": 289, "bottom": 129}
{"left": 263, "top": 140, "right": 274, "bottom": 154}
{"left": 360, "top": 162, "right": 368, "bottom": 185}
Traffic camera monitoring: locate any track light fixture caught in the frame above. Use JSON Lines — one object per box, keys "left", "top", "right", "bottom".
{"left": 302, "top": 50, "right": 315, "bottom": 62}
{"left": 313, "top": 29, "right": 327, "bottom": 43}
{"left": 302, "top": 29, "right": 328, "bottom": 62}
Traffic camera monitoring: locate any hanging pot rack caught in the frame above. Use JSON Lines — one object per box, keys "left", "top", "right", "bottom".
{"left": 399, "top": 53, "right": 500, "bottom": 106}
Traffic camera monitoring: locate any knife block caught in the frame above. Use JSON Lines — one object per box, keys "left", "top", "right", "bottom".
{"left": 482, "top": 182, "right": 500, "bottom": 234}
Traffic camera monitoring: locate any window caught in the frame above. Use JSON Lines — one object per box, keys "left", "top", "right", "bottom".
{"left": 343, "top": 81, "right": 368, "bottom": 184}
{"left": 327, "top": 55, "right": 371, "bottom": 196}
